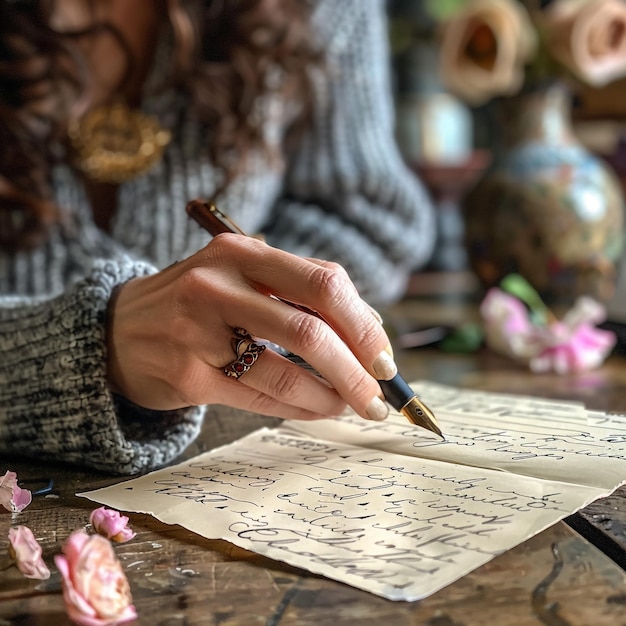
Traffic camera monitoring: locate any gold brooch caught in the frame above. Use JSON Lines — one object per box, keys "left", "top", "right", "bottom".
{"left": 68, "top": 101, "right": 172, "bottom": 184}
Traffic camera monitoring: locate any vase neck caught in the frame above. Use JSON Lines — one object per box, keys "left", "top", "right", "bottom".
{"left": 496, "top": 83, "right": 578, "bottom": 149}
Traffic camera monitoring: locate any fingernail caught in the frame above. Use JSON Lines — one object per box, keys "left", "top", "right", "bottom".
{"left": 372, "top": 349, "right": 397, "bottom": 381}
{"left": 385, "top": 342, "right": 394, "bottom": 359}
{"left": 366, "top": 396, "right": 389, "bottom": 421}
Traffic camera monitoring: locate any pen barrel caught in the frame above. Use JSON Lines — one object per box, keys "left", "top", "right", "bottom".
{"left": 378, "top": 373, "right": 415, "bottom": 411}
{"left": 186, "top": 200, "right": 240, "bottom": 236}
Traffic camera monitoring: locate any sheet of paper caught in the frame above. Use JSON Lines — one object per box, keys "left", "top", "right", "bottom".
{"left": 408, "top": 380, "right": 591, "bottom": 423}
{"left": 80, "top": 382, "right": 626, "bottom": 601}
{"left": 289, "top": 381, "right": 626, "bottom": 489}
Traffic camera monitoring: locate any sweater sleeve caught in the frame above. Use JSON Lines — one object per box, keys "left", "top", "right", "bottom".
{"left": 0, "top": 258, "right": 203, "bottom": 475}
{"left": 263, "top": 0, "right": 436, "bottom": 305}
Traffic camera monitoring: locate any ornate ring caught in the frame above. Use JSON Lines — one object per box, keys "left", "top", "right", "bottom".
{"left": 223, "top": 327, "right": 266, "bottom": 379}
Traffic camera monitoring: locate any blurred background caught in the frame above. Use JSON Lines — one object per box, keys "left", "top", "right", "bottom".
{"left": 385, "top": 0, "right": 626, "bottom": 323}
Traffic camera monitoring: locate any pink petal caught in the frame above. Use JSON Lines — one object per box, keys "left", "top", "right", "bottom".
{"left": 55, "top": 554, "right": 100, "bottom": 619}
{"left": 530, "top": 324, "right": 616, "bottom": 373}
{"left": 11, "top": 486, "right": 32, "bottom": 512}
{"left": 8, "top": 526, "right": 50, "bottom": 580}
{"left": 0, "top": 471, "right": 32, "bottom": 513}
{"left": 481, "top": 288, "right": 532, "bottom": 332}
{"left": 481, "top": 288, "right": 536, "bottom": 358}
{"left": 112, "top": 527, "right": 137, "bottom": 544}
{"left": 63, "top": 529, "right": 91, "bottom": 568}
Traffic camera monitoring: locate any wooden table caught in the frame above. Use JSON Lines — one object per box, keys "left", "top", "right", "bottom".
{"left": 3, "top": 294, "right": 626, "bottom": 625}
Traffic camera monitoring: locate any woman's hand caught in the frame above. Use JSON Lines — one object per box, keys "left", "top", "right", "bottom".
{"left": 106, "top": 233, "right": 398, "bottom": 422}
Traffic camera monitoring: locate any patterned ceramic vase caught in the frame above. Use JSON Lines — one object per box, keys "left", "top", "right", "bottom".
{"left": 463, "top": 81, "right": 625, "bottom": 304}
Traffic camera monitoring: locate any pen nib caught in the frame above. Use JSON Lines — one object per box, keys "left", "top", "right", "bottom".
{"left": 402, "top": 397, "right": 444, "bottom": 440}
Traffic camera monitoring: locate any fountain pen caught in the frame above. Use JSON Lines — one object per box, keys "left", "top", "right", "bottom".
{"left": 185, "top": 199, "right": 444, "bottom": 439}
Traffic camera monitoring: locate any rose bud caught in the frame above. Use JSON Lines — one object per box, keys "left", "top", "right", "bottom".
{"left": 439, "top": 0, "right": 536, "bottom": 105}
{"left": 89, "top": 507, "right": 136, "bottom": 543}
{"left": 544, "top": 0, "right": 626, "bottom": 87}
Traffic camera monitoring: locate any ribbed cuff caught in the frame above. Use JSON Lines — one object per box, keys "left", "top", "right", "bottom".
{"left": 0, "top": 257, "right": 203, "bottom": 474}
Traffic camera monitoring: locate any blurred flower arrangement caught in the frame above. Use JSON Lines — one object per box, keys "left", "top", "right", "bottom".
{"left": 433, "top": 274, "right": 616, "bottom": 373}
{"left": 433, "top": 0, "right": 626, "bottom": 105}
{"left": 480, "top": 274, "right": 616, "bottom": 373}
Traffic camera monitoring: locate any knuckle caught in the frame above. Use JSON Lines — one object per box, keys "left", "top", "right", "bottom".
{"left": 289, "top": 313, "right": 327, "bottom": 353}
{"left": 312, "top": 264, "right": 353, "bottom": 307}
{"left": 166, "top": 313, "right": 196, "bottom": 349}
{"left": 206, "top": 232, "right": 242, "bottom": 258}
{"left": 253, "top": 391, "right": 281, "bottom": 415}
{"left": 268, "top": 366, "right": 304, "bottom": 401}
{"left": 176, "top": 266, "right": 212, "bottom": 301}
{"left": 174, "top": 265, "right": 229, "bottom": 312}
{"left": 170, "top": 271, "right": 213, "bottom": 326}
{"left": 346, "top": 367, "right": 376, "bottom": 403}
{"left": 353, "top": 316, "right": 383, "bottom": 353}
{"left": 321, "top": 260, "right": 348, "bottom": 277}
{"left": 206, "top": 232, "right": 265, "bottom": 263}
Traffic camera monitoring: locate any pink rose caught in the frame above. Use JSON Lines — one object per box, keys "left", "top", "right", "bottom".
{"left": 55, "top": 530, "right": 137, "bottom": 626}
{"left": 543, "top": 0, "right": 626, "bottom": 87}
{"left": 0, "top": 470, "right": 32, "bottom": 513}
{"left": 439, "top": 0, "right": 536, "bottom": 104}
{"left": 481, "top": 288, "right": 616, "bottom": 373}
{"left": 7, "top": 525, "right": 50, "bottom": 580}
{"left": 90, "top": 507, "right": 136, "bottom": 544}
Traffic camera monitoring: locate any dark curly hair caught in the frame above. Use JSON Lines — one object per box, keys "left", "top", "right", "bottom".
{"left": 0, "top": 0, "right": 320, "bottom": 249}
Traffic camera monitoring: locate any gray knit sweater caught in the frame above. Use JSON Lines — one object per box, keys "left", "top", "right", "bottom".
{"left": 0, "top": 0, "right": 435, "bottom": 474}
